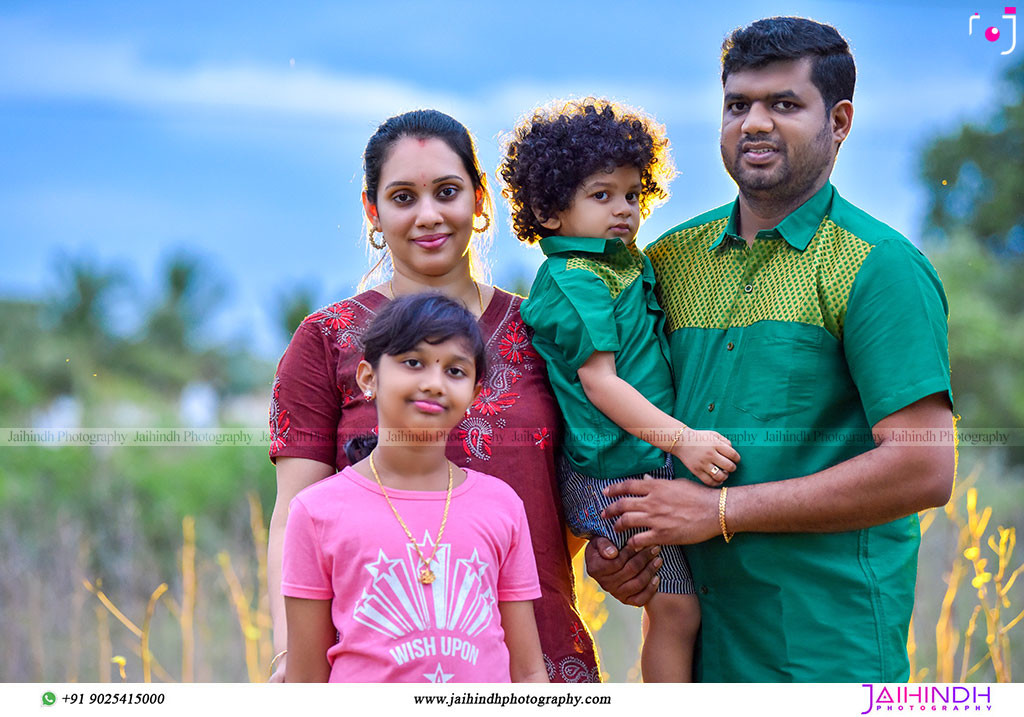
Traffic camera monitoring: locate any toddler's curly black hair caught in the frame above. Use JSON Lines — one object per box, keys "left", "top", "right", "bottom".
{"left": 498, "top": 98, "right": 675, "bottom": 245}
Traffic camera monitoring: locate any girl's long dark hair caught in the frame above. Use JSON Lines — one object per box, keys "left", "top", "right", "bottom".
{"left": 344, "top": 292, "right": 486, "bottom": 463}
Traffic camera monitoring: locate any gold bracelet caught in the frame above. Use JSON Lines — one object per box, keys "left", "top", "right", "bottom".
{"left": 667, "top": 426, "right": 687, "bottom": 453}
{"left": 270, "top": 649, "right": 287, "bottom": 673}
{"left": 719, "top": 486, "right": 734, "bottom": 543}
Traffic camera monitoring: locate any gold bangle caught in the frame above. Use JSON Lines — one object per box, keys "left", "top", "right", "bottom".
{"left": 719, "top": 486, "right": 734, "bottom": 543}
{"left": 667, "top": 426, "right": 687, "bottom": 453}
{"left": 270, "top": 649, "right": 287, "bottom": 673}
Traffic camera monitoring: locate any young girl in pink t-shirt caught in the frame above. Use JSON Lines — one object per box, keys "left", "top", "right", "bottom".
{"left": 282, "top": 293, "right": 548, "bottom": 683}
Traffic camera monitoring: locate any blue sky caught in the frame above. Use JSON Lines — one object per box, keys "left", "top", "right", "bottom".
{"left": 1, "top": 1, "right": 1017, "bottom": 358}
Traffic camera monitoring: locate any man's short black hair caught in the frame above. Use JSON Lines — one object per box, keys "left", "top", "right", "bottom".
{"left": 721, "top": 16, "right": 855, "bottom": 110}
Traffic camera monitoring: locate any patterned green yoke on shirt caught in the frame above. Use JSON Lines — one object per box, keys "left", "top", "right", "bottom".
{"left": 645, "top": 182, "right": 952, "bottom": 682}
{"left": 520, "top": 236, "right": 675, "bottom": 479}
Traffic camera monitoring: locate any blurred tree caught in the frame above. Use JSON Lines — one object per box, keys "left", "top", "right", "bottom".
{"left": 273, "top": 282, "right": 318, "bottom": 342}
{"left": 930, "top": 233, "right": 1024, "bottom": 464}
{"left": 145, "top": 251, "right": 226, "bottom": 354}
{"left": 921, "top": 59, "right": 1024, "bottom": 256}
{"left": 51, "top": 255, "right": 127, "bottom": 346}
{"left": 39, "top": 255, "right": 132, "bottom": 404}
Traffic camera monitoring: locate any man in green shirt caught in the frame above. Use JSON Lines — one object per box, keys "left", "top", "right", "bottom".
{"left": 589, "top": 17, "right": 955, "bottom": 681}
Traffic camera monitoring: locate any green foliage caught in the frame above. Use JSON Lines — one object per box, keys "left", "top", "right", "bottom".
{"left": 930, "top": 233, "right": 1024, "bottom": 464}
{"left": 144, "top": 251, "right": 226, "bottom": 354}
{"left": 921, "top": 59, "right": 1024, "bottom": 255}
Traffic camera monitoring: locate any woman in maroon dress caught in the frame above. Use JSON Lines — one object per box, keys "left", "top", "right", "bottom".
{"left": 268, "top": 110, "right": 599, "bottom": 682}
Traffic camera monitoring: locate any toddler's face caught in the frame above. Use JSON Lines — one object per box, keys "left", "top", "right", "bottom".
{"left": 541, "top": 165, "right": 642, "bottom": 242}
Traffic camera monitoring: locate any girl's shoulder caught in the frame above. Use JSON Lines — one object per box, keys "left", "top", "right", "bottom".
{"left": 290, "top": 467, "right": 372, "bottom": 513}
{"left": 462, "top": 468, "right": 526, "bottom": 509}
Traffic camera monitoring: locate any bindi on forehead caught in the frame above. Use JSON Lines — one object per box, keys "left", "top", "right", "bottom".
{"left": 417, "top": 138, "right": 428, "bottom": 147}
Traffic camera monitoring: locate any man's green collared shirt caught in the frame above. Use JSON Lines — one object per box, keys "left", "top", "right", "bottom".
{"left": 521, "top": 236, "right": 675, "bottom": 478}
{"left": 645, "top": 182, "right": 952, "bottom": 682}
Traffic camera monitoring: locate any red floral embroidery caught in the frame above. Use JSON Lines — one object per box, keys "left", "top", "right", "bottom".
{"left": 471, "top": 388, "right": 519, "bottom": 416}
{"left": 457, "top": 418, "right": 493, "bottom": 460}
{"left": 306, "top": 302, "right": 356, "bottom": 334}
{"left": 340, "top": 384, "right": 355, "bottom": 406}
{"left": 498, "top": 320, "right": 536, "bottom": 364}
{"left": 533, "top": 427, "right": 550, "bottom": 449}
{"left": 268, "top": 376, "right": 291, "bottom": 455}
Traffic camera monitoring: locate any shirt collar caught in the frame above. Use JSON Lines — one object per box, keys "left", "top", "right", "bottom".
{"left": 538, "top": 235, "right": 624, "bottom": 256}
{"left": 710, "top": 181, "right": 835, "bottom": 252}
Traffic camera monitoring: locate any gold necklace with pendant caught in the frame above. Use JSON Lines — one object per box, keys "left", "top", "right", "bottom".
{"left": 368, "top": 451, "right": 453, "bottom": 585}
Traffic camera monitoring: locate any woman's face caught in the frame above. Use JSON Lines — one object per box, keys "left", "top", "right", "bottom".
{"left": 366, "top": 136, "right": 483, "bottom": 281}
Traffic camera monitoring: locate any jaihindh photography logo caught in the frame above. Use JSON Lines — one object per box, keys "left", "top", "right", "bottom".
{"left": 860, "top": 684, "right": 993, "bottom": 713}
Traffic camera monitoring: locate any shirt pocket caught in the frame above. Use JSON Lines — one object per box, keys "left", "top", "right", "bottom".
{"left": 730, "top": 330, "right": 823, "bottom": 422}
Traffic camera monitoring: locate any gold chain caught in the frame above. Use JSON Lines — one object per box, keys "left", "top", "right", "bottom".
{"left": 388, "top": 279, "right": 484, "bottom": 314}
{"left": 369, "top": 451, "right": 454, "bottom": 584}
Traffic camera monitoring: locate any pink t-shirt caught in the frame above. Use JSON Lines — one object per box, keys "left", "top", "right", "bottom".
{"left": 282, "top": 466, "right": 542, "bottom": 683}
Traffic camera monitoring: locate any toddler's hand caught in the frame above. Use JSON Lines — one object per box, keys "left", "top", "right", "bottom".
{"left": 673, "top": 428, "right": 741, "bottom": 486}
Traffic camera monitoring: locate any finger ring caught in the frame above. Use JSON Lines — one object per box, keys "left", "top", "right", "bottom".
{"left": 710, "top": 465, "right": 720, "bottom": 475}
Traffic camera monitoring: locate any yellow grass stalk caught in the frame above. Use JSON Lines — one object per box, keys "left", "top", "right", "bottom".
{"left": 127, "top": 642, "right": 175, "bottom": 683}
{"left": 83, "top": 578, "right": 174, "bottom": 682}
{"left": 83, "top": 579, "right": 142, "bottom": 638}
{"left": 217, "top": 551, "right": 262, "bottom": 682}
{"left": 142, "top": 583, "right": 168, "bottom": 683}
{"left": 180, "top": 516, "right": 196, "bottom": 683}
{"left": 935, "top": 557, "right": 965, "bottom": 681}
{"left": 247, "top": 492, "right": 273, "bottom": 675}
{"left": 112, "top": 655, "right": 127, "bottom": 681}
{"left": 959, "top": 604, "right": 982, "bottom": 681}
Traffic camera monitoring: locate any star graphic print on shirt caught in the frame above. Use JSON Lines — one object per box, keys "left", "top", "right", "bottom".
{"left": 355, "top": 535, "right": 499, "bottom": 670}
{"left": 282, "top": 467, "right": 541, "bottom": 683}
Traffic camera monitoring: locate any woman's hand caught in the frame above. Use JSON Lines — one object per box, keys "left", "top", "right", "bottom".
{"left": 583, "top": 537, "right": 661, "bottom": 607}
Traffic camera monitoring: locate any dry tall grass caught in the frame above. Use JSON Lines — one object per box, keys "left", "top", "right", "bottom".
{"left": 75, "top": 478, "right": 1021, "bottom": 683}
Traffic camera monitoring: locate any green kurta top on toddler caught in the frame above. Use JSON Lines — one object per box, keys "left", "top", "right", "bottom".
{"left": 520, "top": 236, "right": 675, "bottom": 479}
{"left": 645, "top": 182, "right": 953, "bottom": 682}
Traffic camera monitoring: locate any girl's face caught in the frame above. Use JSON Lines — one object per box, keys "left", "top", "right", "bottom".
{"left": 356, "top": 337, "right": 480, "bottom": 440}
{"left": 363, "top": 136, "right": 484, "bottom": 282}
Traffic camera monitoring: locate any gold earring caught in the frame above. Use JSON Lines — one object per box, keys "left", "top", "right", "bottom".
{"left": 473, "top": 212, "right": 490, "bottom": 233}
{"left": 368, "top": 227, "right": 386, "bottom": 250}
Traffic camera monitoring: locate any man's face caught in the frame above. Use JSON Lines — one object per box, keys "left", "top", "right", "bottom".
{"left": 720, "top": 58, "right": 836, "bottom": 203}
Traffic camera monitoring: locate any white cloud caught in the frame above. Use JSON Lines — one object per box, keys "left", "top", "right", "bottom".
{"left": 0, "top": 19, "right": 467, "bottom": 122}
{"left": 0, "top": 18, "right": 724, "bottom": 132}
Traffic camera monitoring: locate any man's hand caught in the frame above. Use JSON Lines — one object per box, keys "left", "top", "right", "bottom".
{"left": 583, "top": 537, "right": 661, "bottom": 607}
{"left": 602, "top": 476, "right": 721, "bottom": 549}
